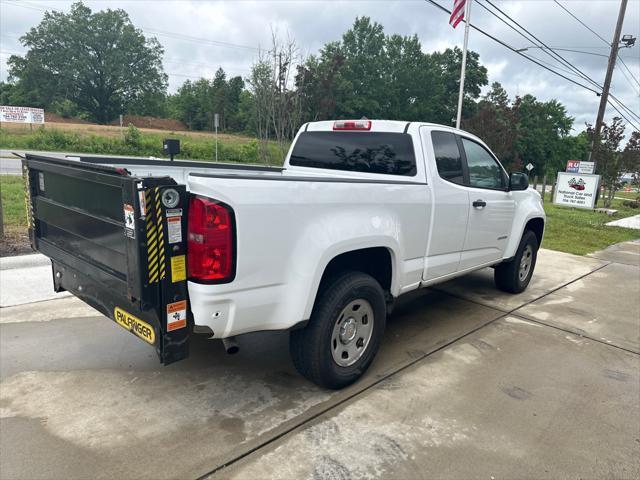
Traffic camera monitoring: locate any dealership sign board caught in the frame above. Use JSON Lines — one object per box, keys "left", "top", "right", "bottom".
{"left": 565, "top": 160, "right": 595, "bottom": 175}
{"left": 566, "top": 160, "right": 580, "bottom": 173}
{"left": 578, "top": 161, "right": 595, "bottom": 174}
{"left": 553, "top": 172, "right": 600, "bottom": 209}
{"left": 0, "top": 106, "right": 45, "bottom": 124}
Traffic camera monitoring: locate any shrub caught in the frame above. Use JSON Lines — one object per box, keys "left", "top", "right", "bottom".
{"left": 123, "top": 124, "right": 142, "bottom": 150}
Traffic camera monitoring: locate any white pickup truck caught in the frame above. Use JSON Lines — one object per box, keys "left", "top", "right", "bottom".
{"left": 23, "top": 119, "right": 544, "bottom": 389}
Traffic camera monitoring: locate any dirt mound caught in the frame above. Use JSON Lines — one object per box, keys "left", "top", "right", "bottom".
{"left": 43, "top": 113, "right": 188, "bottom": 131}
{"left": 111, "top": 115, "right": 188, "bottom": 131}
{"left": 44, "top": 112, "right": 91, "bottom": 124}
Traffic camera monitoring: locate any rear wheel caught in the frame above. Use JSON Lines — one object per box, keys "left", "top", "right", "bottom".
{"left": 290, "top": 271, "right": 386, "bottom": 389}
{"left": 494, "top": 230, "right": 538, "bottom": 293}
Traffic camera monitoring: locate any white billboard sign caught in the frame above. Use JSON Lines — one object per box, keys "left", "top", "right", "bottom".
{"left": 553, "top": 172, "right": 600, "bottom": 209}
{"left": 0, "top": 105, "right": 45, "bottom": 124}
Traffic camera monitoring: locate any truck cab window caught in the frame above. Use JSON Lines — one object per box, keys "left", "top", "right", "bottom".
{"left": 431, "top": 131, "right": 464, "bottom": 185}
{"left": 461, "top": 138, "right": 505, "bottom": 190}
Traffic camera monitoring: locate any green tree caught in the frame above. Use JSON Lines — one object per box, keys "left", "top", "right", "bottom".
{"left": 513, "top": 95, "right": 573, "bottom": 176}
{"left": 212, "top": 68, "right": 228, "bottom": 130}
{"left": 588, "top": 118, "right": 637, "bottom": 207}
{"left": 225, "top": 76, "right": 246, "bottom": 131}
{"left": 296, "top": 17, "right": 487, "bottom": 125}
{"left": 465, "top": 85, "right": 578, "bottom": 175}
{"left": 464, "top": 82, "right": 519, "bottom": 169}
{"left": 7, "top": 1, "right": 167, "bottom": 123}
{"left": 622, "top": 130, "right": 640, "bottom": 188}
{"left": 428, "top": 47, "right": 487, "bottom": 124}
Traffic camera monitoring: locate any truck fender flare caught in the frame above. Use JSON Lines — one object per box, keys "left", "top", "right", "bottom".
{"left": 302, "top": 240, "right": 400, "bottom": 320}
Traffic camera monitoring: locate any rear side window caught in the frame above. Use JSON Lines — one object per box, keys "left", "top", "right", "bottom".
{"left": 289, "top": 132, "right": 417, "bottom": 176}
{"left": 431, "top": 131, "right": 464, "bottom": 185}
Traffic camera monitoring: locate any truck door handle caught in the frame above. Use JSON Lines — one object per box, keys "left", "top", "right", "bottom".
{"left": 472, "top": 199, "right": 486, "bottom": 208}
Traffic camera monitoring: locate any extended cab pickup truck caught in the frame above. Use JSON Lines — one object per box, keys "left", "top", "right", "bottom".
{"left": 22, "top": 119, "right": 545, "bottom": 389}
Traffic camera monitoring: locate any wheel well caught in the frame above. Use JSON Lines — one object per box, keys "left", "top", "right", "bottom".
{"left": 525, "top": 217, "right": 545, "bottom": 249}
{"left": 318, "top": 247, "right": 392, "bottom": 296}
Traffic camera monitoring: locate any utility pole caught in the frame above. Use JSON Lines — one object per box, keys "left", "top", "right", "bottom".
{"left": 589, "top": 0, "right": 628, "bottom": 205}
{"left": 591, "top": 0, "right": 628, "bottom": 160}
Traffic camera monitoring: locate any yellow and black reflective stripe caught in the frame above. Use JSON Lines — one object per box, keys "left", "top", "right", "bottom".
{"left": 23, "top": 166, "right": 34, "bottom": 229}
{"left": 146, "top": 187, "right": 166, "bottom": 283}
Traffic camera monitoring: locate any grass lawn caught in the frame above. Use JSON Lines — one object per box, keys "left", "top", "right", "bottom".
{"left": 0, "top": 122, "right": 286, "bottom": 165}
{"left": 0, "top": 175, "right": 27, "bottom": 227}
{"left": 0, "top": 176, "right": 30, "bottom": 256}
{"left": 613, "top": 190, "right": 640, "bottom": 200}
{"left": 541, "top": 192, "right": 639, "bottom": 255}
{"left": 2, "top": 176, "right": 639, "bottom": 256}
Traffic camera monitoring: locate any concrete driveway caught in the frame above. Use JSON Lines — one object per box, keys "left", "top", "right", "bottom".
{"left": 0, "top": 245, "right": 638, "bottom": 479}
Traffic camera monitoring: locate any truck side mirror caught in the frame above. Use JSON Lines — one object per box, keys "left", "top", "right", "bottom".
{"left": 509, "top": 172, "right": 529, "bottom": 191}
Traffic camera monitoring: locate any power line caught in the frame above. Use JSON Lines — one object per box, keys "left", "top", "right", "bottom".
{"left": 520, "top": 52, "right": 590, "bottom": 79}
{"left": 609, "top": 92, "right": 640, "bottom": 123}
{"left": 615, "top": 62, "right": 640, "bottom": 97}
{"left": 552, "top": 0, "right": 610, "bottom": 46}
{"left": 475, "top": 0, "right": 604, "bottom": 86}
{"left": 607, "top": 97, "right": 640, "bottom": 131}
{"left": 517, "top": 46, "right": 608, "bottom": 58}
{"left": 425, "top": 0, "right": 640, "bottom": 130}
{"left": 424, "top": 1, "right": 599, "bottom": 94}
{"left": 481, "top": 0, "right": 603, "bottom": 91}
{"left": 1, "top": 0, "right": 42, "bottom": 12}
{"left": 141, "top": 27, "right": 259, "bottom": 52}
{"left": 617, "top": 55, "right": 640, "bottom": 89}
{"left": 2, "top": 0, "right": 261, "bottom": 52}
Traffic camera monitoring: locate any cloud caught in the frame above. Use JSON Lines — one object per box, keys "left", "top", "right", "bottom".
{"left": 1, "top": 0, "right": 638, "bottom": 133}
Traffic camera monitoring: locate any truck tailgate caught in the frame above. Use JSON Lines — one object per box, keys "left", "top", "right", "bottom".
{"left": 22, "top": 153, "right": 191, "bottom": 364}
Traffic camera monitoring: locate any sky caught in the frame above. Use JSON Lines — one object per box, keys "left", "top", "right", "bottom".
{"left": 1, "top": 0, "right": 639, "bottom": 135}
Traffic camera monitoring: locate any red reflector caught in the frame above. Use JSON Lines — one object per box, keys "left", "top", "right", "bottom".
{"left": 187, "top": 195, "right": 235, "bottom": 283}
{"left": 333, "top": 120, "right": 372, "bottom": 131}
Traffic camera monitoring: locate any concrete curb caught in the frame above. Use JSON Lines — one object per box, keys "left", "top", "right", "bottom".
{"left": 0, "top": 253, "right": 50, "bottom": 271}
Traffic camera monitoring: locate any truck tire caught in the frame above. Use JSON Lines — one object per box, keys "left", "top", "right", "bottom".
{"left": 290, "top": 271, "right": 386, "bottom": 389}
{"left": 494, "top": 230, "right": 538, "bottom": 293}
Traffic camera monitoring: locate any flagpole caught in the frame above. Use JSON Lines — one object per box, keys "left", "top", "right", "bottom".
{"left": 455, "top": 0, "right": 472, "bottom": 130}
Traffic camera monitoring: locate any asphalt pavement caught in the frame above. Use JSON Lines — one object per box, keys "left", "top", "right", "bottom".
{"left": 0, "top": 156, "right": 23, "bottom": 175}
{"left": 0, "top": 245, "right": 638, "bottom": 479}
{"left": 0, "top": 149, "right": 162, "bottom": 175}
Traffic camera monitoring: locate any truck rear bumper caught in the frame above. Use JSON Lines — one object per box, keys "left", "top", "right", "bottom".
{"left": 188, "top": 281, "right": 291, "bottom": 338}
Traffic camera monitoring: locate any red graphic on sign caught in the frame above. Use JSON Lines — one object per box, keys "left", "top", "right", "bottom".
{"left": 568, "top": 177, "right": 586, "bottom": 191}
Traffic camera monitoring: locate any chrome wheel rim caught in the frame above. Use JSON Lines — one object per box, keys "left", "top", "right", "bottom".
{"left": 331, "top": 299, "right": 374, "bottom": 367}
{"left": 519, "top": 245, "right": 533, "bottom": 281}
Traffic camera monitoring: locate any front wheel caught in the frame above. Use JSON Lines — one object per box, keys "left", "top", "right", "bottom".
{"left": 290, "top": 271, "right": 386, "bottom": 389}
{"left": 494, "top": 230, "right": 539, "bottom": 293}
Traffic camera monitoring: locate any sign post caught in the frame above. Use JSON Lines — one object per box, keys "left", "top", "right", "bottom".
{"left": 214, "top": 113, "right": 219, "bottom": 162}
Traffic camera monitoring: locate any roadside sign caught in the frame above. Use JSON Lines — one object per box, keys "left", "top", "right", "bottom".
{"left": 0, "top": 105, "right": 45, "bottom": 124}
{"left": 553, "top": 172, "right": 600, "bottom": 209}
{"left": 566, "top": 160, "right": 580, "bottom": 173}
{"left": 578, "top": 161, "right": 595, "bottom": 174}
{"left": 525, "top": 163, "right": 534, "bottom": 172}
{"left": 214, "top": 113, "right": 220, "bottom": 129}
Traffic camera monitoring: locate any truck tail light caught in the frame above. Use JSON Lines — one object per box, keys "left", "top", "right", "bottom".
{"left": 187, "top": 195, "right": 235, "bottom": 283}
{"left": 333, "top": 120, "right": 372, "bottom": 131}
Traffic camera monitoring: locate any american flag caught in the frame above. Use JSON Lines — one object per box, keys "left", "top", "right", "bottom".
{"left": 449, "top": 0, "right": 466, "bottom": 28}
